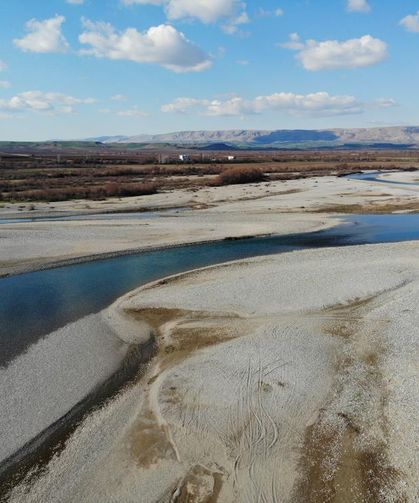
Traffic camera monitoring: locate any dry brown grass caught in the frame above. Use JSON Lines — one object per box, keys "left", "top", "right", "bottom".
{"left": 213, "top": 166, "right": 266, "bottom": 186}
{"left": 1, "top": 149, "right": 419, "bottom": 202}
{"left": 4, "top": 181, "right": 158, "bottom": 202}
{"left": 314, "top": 200, "right": 419, "bottom": 214}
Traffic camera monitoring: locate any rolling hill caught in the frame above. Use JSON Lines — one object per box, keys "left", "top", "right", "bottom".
{"left": 89, "top": 126, "right": 419, "bottom": 149}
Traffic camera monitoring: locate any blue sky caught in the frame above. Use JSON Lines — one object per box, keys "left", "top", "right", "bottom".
{"left": 1, "top": 0, "right": 419, "bottom": 140}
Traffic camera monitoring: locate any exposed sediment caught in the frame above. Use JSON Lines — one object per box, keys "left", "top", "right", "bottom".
{"left": 2, "top": 169, "right": 419, "bottom": 277}
{"left": 7, "top": 242, "right": 419, "bottom": 502}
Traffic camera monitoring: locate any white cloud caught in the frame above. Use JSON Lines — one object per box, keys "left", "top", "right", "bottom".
{"left": 117, "top": 106, "right": 148, "bottom": 117}
{"left": 347, "top": 0, "right": 371, "bottom": 13}
{"left": 222, "top": 11, "right": 249, "bottom": 35}
{"left": 281, "top": 33, "right": 387, "bottom": 71}
{"left": 167, "top": 0, "right": 242, "bottom": 23}
{"left": 375, "top": 98, "right": 398, "bottom": 108}
{"left": 14, "top": 15, "right": 69, "bottom": 53}
{"left": 0, "top": 81, "right": 11, "bottom": 89}
{"left": 123, "top": 0, "right": 248, "bottom": 28}
{"left": 162, "top": 97, "right": 209, "bottom": 113}
{"left": 0, "top": 91, "right": 95, "bottom": 115}
{"left": 0, "top": 61, "right": 7, "bottom": 71}
{"left": 123, "top": 0, "right": 163, "bottom": 4}
{"left": 257, "top": 7, "right": 283, "bottom": 17}
{"left": 79, "top": 20, "right": 212, "bottom": 73}
{"left": 162, "top": 91, "right": 365, "bottom": 117}
{"left": 280, "top": 32, "right": 304, "bottom": 50}
{"left": 400, "top": 12, "right": 419, "bottom": 33}
{"left": 67, "top": 0, "right": 85, "bottom": 4}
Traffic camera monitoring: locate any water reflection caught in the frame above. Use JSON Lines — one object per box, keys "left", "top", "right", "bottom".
{"left": 1, "top": 213, "right": 419, "bottom": 366}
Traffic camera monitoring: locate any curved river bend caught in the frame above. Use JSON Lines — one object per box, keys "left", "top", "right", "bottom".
{"left": 1, "top": 165, "right": 419, "bottom": 494}
{"left": 2, "top": 213, "right": 419, "bottom": 366}
{"left": 348, "top": 169, "right": 419, "bottom": 186}
{"left": 1, "top": 212, "right": 419, "bottom": 497}
{"left": 0, "top": 172, "right": 419, "bottom": 499}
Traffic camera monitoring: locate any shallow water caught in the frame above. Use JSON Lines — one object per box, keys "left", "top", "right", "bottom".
{"left": 348, "top": 170, "right": 419, "bottom": 186}
{"left": 1, "top": 213, "right": 419, "bottom": 366}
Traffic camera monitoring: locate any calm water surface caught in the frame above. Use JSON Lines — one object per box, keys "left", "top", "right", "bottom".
{"left": 348, "top": 170, "right": 419, "bottom": 186}
{"left": 1, "top": 213, "right": 419, "bottom": 366}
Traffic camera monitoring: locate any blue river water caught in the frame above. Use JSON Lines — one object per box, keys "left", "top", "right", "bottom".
{"left": 1, "top": 213, "right": 419, "bottom": 366}
{"left": 348, "top": 170, "right": 419, "bottom": 186}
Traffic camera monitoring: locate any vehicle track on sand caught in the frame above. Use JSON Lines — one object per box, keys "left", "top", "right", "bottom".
{"left": 130, "top": 282, "right": 414, "bottom": 502}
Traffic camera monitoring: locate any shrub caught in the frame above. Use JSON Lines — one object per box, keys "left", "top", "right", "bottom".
{"left": 213, "top": 166, "right": 266, "bottom": 186}
{"left": 2, "top": 182, "right": 158, "bottom": 202}
{"left": 104, "top": 181, "right": 158, "bottom": 197}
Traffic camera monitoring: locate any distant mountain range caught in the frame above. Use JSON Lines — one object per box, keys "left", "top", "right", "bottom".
{"left": 86, "top": 126, "right": 419, "bottom": 149}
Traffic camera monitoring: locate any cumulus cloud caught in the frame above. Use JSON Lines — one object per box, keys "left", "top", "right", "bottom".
{"left": 0, "top": 81, "right": 11, "bottom": 89}
{"left": 14, "top": 16, "right": 69, "bottom": 53}
{"left": 66, "top": 0, "right": 85, "bottom": 4}
{"left": 0, "top": 91, "right": 95, "bottom": 115}
{"left": 0, "top": 60, "right": 7, "bottom": 71}
{"left": 281, "top": 33, "right": 387, "bottom": 71}
{"left": 79, "top": 19, "right": 212, "bottom": 72}
{"left": 400, "top": 12, "right": 419, "bottom": 33}
{"left": 167, "top": 0, "right": 243, "bottom": 23}
{"left": 162, "top": 91, "right": 366, "bottom": 117}
{"left": 123, "top": 0, "right": 165, "bottom": 5}
{"left": 347, "top": 0, "right": 371, "bottom": 13}
{"left": 123, "top": 0, "right": 249, "bottom": 31}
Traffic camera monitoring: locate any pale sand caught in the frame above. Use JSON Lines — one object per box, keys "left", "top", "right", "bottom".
{"left": 0, "top": 311, "right": 150, "bottom": 464}
{"left": 1, "top": 173, "right": 419, "bottom": 277}
{"left": 9, "top": 241, "right": 419, "bottom": 502}
{"left": 377, "top": 170, "right": 419, "bottom": 185}
{"left": 0, "top": 175, "right": 371, "bottom": 471}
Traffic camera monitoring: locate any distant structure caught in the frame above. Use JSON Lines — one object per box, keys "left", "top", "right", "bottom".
{"left": 179, "top": 154, "right": 191, "bottom": 162}
{"left": 227, "top": 155, "right": 236, "bottom": 161}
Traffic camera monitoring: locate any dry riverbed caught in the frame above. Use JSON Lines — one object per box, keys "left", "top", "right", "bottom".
{"left": 8, "top": 242, "right": 419, "bottom": 502}
{"left": 2, "top": 171, "right": 419, "bottom": 502}
{"left": 1, "top": 172, "right": 419, "bottom": 276}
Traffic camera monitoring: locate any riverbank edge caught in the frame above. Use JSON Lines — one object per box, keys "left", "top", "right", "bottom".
{"left": 0, "top": 218, "right": 342, "bottom": 495}
{"left": 0, "top": 215, "right": 340, "bottom": 278}
{"left": 0, "top": 332, "right": 157, "bottom": 501}
{"left": 5, "top": 236, "right": 419, "bottom": 500}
